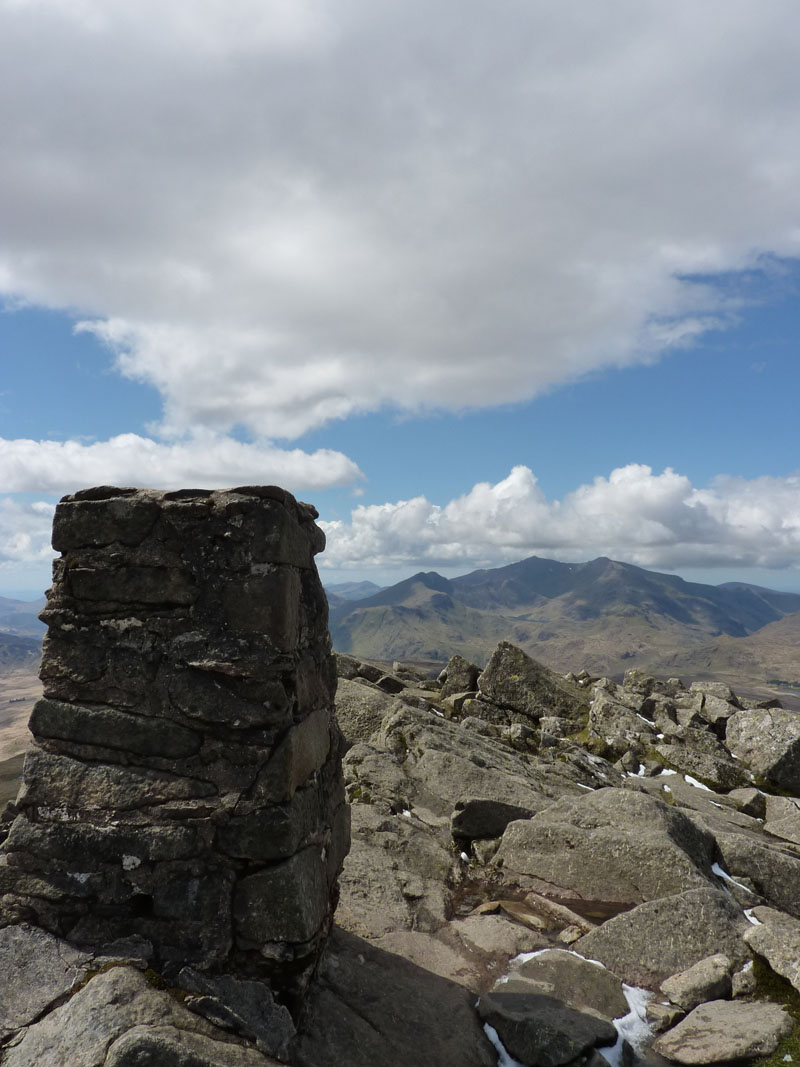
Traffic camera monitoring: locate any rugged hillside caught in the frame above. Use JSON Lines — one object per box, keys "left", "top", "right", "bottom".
{"left": 329, "top": 556, "right": 800, "bottom": 687}
{"left": 0, "top": 595, "right": 46, "bottom": 638}
{"left": 0, "top": 633, "right": 41, "bottom": 671}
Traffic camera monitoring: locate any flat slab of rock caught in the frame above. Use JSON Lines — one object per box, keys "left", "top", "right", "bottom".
{"left": 493, "top": 788, "right": 715, "bottom": 906}
{"left": 0, "top": 924, "right": 92, "bottom": 1038}
{"left": 501, "top": 948, "right": 629, "bottom": 1021}
{"left": 744, "top": 905, "right": 800, "bottom": 991}
{"left": 477, "top": 991, "right": 617, "bottom": 1067}
{"left": 574, "top": 888, "right": 750, "bottom": 988}
{"left": 660, "top": 953, "right": 732, "bottom": 1011}
{"left": 652, "top": 999, "right": 791, "bottom": 1063}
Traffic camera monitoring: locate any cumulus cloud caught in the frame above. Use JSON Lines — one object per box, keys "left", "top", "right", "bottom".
{"left": 320, "top": 465, "right": 800, "bottom": 572}
{"left": 0, "top": 434, "right": 362, "bottom": 494}
{"left": 1, "top": 1, "right": 800, "bottom": 435}
{"left": 0, "top": 498, "right": 55, "bottom": 571}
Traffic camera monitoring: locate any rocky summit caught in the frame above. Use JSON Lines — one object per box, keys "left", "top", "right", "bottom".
{"left": 3, "top": 488, "right": 800, "bottom": 1066}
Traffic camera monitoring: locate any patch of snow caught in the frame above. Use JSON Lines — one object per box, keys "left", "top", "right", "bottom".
{"left": 684, "top": 774, "right": 713, "bottom": 792}
{"left": 401, "top": 809, "right": 412, "bottom": 818}
{"left": 744, "top": 908, "right": 763, "bottom": 926}
{"left": 656, "top": 733, "right": 665, "bottom": 739}
{"left": 599, "top": 984, "right": 653, "bottom": 1067}
{"left": 658, "top": 769, "right": 678, "bottom": 776}
{"left": 710, "top": 800, "right": 724, "bottom": 808}
{"left": 577, "top": 783, "right": 594, "bottom": 790}
{"left": 783, "top": 1054, "right": 792, "bottom": 1061}
{"left": 433, "top": 709, "right": 444, "bottom": 717}
{"left": 483, "top": 1024, "right": 525, "bottom": 1067}
{"left": 711, "top": 862, "right": 750, "bottom": 892}
{"left": 662, "top": 785, "right": 672, "bottom": 794}
{"left": 636, "top": 713, "right": 653, "bottom": 725}
{"left": 69, "top": 872, "right": 91, "bottom": 884}
{"left": 625, "top": 765, "right": 647, "bottom": 778}
{"left": 460, "top": 851, "right": 470, "bottom": 862}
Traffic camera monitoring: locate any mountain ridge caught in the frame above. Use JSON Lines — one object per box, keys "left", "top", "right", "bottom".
{"left": 329, "top": 555, "right": 800, "bottom": 685}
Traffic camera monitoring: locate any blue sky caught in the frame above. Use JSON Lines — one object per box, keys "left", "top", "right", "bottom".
{"left": 1, "top": 1, "right": 800, "bottom": 597}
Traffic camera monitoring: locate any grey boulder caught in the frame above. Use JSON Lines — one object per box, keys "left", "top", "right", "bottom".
{"left": 652, "top": 999, "right": 791, "bottom": 1063}
{"left": 574, "top": 888, "right": 750, "bottom": 988}
{"left": 725, "top": 708, "right": 800, "bottom": 792}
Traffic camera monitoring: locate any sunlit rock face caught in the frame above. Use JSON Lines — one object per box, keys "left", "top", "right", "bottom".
{"left": 0, "top": 485, "right": 349, "bottom": 1012}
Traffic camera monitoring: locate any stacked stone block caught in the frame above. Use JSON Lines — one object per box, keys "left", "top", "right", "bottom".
{"left": 0, "top": 485, "right": 349, "bottom": 1011}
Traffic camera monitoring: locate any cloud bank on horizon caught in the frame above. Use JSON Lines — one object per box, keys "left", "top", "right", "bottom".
{"left": 4, "top": 465, "right": 800, "bottom": 583}
{"left": 319, "top": 465, "right": 800, "bottom": 573}
{"left": 2, "top": 0, "right": 800, "bottom": 584}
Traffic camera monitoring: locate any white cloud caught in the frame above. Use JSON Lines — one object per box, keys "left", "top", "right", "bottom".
{"left": 0, "top": 498, "right": 55, "bottom": 569}
{"left": 320, "top": 465, "right": 800, "bottom": 573}
{"left": 0, "top": 434, "right": 362, "bottom": 494}
{"left": 1, "top": 1, "right": 800, "bottom": 436}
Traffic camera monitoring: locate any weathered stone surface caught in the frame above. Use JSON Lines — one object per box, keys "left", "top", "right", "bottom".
{"left": 501, "top": 948, "right": 629, "bottom": 1021}
{"left": 689, "top": 681, "right": 741, "bottom": 707}
{"left": 725, "top": 707, "right": 800, "bottom": 791}
{"left": 574, "top": 888, "right": 750, "bottom": 988}
{"left": 178, "top": 968, "right": 295, "bottom": 1060}
{"left": 713, "top": 827, "right": 800, "bottom": 918}
{"left": 652, "top": 999, "right": 791, "bottom": 1063}
{"left": 52, "top": 495, "right": 161, "bottom": 551}
{"left": 727, "top": 786, "right": 767, "bottom": 818}
{"left": 454, "top": 914, "right": 548, "bottom": 959}
{"left": 493, "top": 788, "right": 715, "bottom": 905}
{"left": 353, "top": 704, "right": 590, "bottom": 820}
{"left": 17, "top": 748, "right": 217, "bottom": 813}
{"left": 587, "top": 690, "right": 655, "bottom": 757}
{"left": 645, "top": 999, "right": 685, "bottom": 1032}
{"left": 652, "top": 743, "right": 747, "bottom": 791}
{"left": 2, "top": 486, "right": 348, "bottom": 1011}
{"left": 439, "top": 655, "right": 481, "bottom": 699}
{"left": 744, "top": 905, "right": 800, "bottom": 991}
{"left": 293, "top": 927, "right": 496, "bottom": 1067}
{"left": 105, "top": 1025, "right": 278, "bottom": 1067}
{"left": 0, "top": 924, "right": 91, "bottom": 1038}
{"left": 2, "top": 965, "right": 278, "bottom": 1067}
{"left": 336, "top": 805, "right": 454, "bottom": 940}
{"left": 477, "top": 991, "right": 617, "bottom": 1067}
{"left": 30, "top": 698, "right": 202, "bottom": 758}
{"left": 660, "top": 953, "right": 732, "bottom": 1011}
{"left": 763, "top": 794, "right": 800, "bottom": 844}
{"left": 253, "top": 707, "right": 333, "bottom": 804}
{"left": 234, "top": 847, "right": 332, "bottom": 947}
{"left": 695, "top": 693, "right": 739, "bottom": 729}
{"left": 218, "top": 774, "right": 342, "bottom": 862}
{"left": 334, "top": 677, "right": 404, "bottom": 747}
{"left": 477, "top": 641, "right": 588, "bottom": 723}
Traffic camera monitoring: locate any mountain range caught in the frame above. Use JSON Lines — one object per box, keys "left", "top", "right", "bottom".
{"left": 328, "top": 555, "right": 800, "bottom": 692}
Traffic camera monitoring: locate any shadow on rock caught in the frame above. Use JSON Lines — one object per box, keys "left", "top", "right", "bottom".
{"left": 292, "top": 926, "right": 496, "bottom": 1067}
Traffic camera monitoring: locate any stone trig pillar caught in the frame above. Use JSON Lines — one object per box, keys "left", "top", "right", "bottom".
{"left": 0, "top": 486, "right": 349, "bottom": 1010}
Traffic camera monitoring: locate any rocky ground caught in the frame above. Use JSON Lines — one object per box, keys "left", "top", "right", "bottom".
{"left": 4, "top": 640, "right": 800, "bottom": 1065}
{"left": 327, "top": 640, "right": 800, "bottom": 1066}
